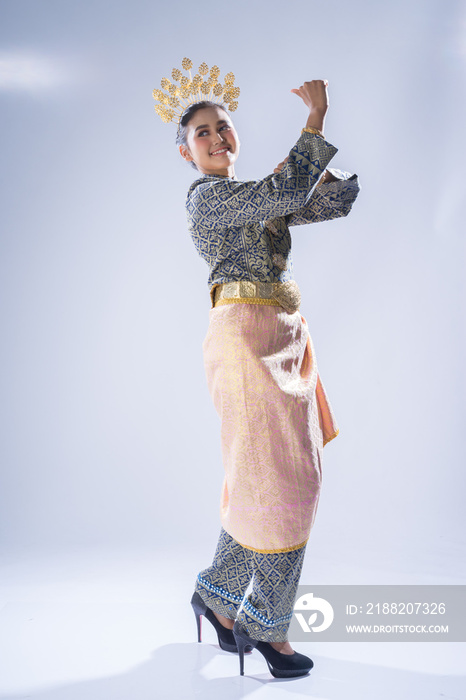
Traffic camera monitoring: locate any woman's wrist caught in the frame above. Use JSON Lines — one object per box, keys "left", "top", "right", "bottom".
{"left": 305, "top": 109, "right": 326, "bottom": 134}
{"left": 302, "top": 126, "right": 325, "bottom": 139}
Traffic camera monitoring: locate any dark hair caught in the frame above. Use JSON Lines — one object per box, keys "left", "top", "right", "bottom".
{"left": 176, "top": 100, "right": 229, "bottom": 170}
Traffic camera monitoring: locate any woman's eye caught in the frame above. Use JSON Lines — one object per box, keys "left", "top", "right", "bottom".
{"left": 220, "top": 125, "right": 230, "bottom": 131}
{"left": 198, "top": 130, "right": 208, "bottom": 137}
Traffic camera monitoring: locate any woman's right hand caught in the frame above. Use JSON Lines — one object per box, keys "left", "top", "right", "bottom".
{"left": 291, "top": 80, "right": 329, "bottom": 132}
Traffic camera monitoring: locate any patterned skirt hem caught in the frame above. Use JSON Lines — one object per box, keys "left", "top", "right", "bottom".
{"left": 195, "top": 574, "right": 294, "bottom": 642}
{"left": 195, "top": 576, "right": 242, "bottom": 621}
{"left": 236, "top": 609, "right": 292, "bottom": 643}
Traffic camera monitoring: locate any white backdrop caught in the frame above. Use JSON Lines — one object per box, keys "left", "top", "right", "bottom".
{"left": 0, "top": 0, "right": 465, "bottom": 580}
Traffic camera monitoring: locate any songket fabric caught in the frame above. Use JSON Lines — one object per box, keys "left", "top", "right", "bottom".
{"left": 195, "top": 528, "right": 306, "bottom": 642}
{"left": 186, "top": 131, "right": 360, "bottom": 290}
{"left": 203, "top": 302, "right": 338, "bottom": 554}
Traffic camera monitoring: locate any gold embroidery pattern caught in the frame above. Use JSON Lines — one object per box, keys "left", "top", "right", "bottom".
{"left": 212, "top": 280, "right": 302, "bottom": 314}
{"left": 215, "top": 297, "right": 281, "bottom": 308}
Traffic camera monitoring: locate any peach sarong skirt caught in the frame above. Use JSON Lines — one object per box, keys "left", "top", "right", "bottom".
{"left": 203, "top": 302, "right": 338, "bottom": 554}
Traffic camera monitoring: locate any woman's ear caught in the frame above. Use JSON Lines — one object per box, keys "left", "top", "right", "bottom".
{"left": 179, "top": 144, "right": 193, "bottom": 163}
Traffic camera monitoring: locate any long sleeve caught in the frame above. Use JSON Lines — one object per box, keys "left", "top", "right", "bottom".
{"left": 287, "top": 168, "right": 360, "bottom": 226}
{"left": 186, "top": 133, "right": 338, "bottom": 231}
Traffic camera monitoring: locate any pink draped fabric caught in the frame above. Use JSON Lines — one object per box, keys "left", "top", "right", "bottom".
{"left": 203, "top": 303, "right": 338, "bottom": 553}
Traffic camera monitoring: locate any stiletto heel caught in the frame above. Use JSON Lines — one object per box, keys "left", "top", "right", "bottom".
{"left": 191, "top": 591, "right": 205, "bottom": 643}
{"left": 191, "top": 591, "right": 246, "bottom": 654}
{"left": 233, "top": 621, "right": 313, "bottom": 678}
{"left": 233, "top": 621, "right": 258, "bottom": 675}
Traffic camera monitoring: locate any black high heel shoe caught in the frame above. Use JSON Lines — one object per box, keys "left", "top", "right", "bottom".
{"left": 191, "top": 591, "right": 241, "bottom": 653}
{"left": 233, "top": 621, "right": 314, "bottom": 678}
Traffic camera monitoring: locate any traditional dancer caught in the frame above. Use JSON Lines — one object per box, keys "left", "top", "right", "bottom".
{"left": 153, "top": 59, "right": 359, "bottom": 678}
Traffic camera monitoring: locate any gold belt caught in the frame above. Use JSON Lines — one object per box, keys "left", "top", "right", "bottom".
{"left": 210, "top": 280, "right": 301, "bottom": 314}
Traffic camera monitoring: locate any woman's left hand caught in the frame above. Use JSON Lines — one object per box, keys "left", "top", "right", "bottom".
{"left": 317, "top": 170, "right": 338, "bottom": 185}
{"left": 274, "top": 156, "right": 289, "bottom": 173}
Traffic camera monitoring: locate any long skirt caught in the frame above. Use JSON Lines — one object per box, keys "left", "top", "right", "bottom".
{"left": 203, "top": 302, "right": 338, "bottom": 554}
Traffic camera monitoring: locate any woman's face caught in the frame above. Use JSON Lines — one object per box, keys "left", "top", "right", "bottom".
{"left": 179, "top": 105, "right": 240, "bottom": 178}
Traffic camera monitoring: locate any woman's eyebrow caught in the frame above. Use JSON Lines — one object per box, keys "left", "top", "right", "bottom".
{"left": 195, "top": 120, "right": 229, "bottom": 133}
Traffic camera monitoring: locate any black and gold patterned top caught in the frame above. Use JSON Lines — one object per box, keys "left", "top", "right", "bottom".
{"left": 186, "top": 131, "right": 359, "bottom": 288}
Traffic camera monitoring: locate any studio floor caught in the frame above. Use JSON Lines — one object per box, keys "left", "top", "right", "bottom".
{"left": 0, "top": 543, "right": 465, "bottom": 700}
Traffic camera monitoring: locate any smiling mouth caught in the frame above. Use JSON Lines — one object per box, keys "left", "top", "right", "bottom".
{"left": 211, "top": 147, "right": 230, "bottom": 156}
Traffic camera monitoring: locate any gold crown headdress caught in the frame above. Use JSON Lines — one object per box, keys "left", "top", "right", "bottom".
{"left": 153, "top": 58, "right": 240, "bottom": 125}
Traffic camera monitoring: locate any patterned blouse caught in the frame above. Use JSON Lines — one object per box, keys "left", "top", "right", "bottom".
{"left": 185, "top": 131, "right": 360, "bottom": 288}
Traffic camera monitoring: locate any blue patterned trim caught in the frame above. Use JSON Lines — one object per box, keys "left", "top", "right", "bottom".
{"left": 198, "top": 574, "right": 292, "bottom": 626}
{"left": 197, "top": 574, "right": 244, "bottom": 604}
{"left": 241, "top": 598, "right": 293, "bottom": 627}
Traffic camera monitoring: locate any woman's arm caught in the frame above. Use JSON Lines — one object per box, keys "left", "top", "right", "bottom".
{"left": 187, "top": 80, "right": 336, "bottom": 231}
{"left": 187, "top": 133, "right": 337, "bottom": 230}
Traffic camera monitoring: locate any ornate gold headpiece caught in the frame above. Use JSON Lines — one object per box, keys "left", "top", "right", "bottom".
{"left": 153, "top": 58, "right": 240, "bottom": 125}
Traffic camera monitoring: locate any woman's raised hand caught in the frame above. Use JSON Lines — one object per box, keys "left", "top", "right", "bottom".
{"left": 291, "top": 80, "right": 329, "bottom": 133}
{"left": 273, "top": 156, "right": 289, "bottom": 174}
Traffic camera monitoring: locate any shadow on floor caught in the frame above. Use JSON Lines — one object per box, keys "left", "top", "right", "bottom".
{"left": 1, "top": 641, "right": 465, "bottom": 700}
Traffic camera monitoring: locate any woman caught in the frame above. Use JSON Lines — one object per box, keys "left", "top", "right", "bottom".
{"left": 174, "top": 78, "right": 359, "bottom": 677}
